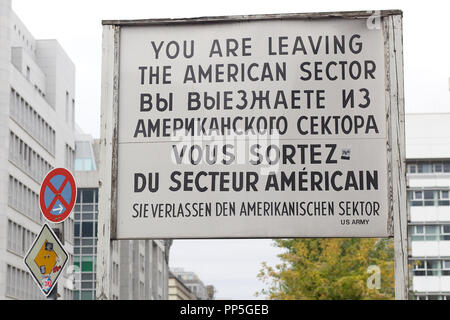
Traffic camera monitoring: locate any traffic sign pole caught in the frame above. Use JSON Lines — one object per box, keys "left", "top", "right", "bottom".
{"left": 24, "top": 167, "right": 75, "bottom": 299}
{"left": 47, "top": 225, "right": 64, "bottom": 300}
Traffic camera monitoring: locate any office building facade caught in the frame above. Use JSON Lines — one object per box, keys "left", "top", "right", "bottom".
{"left": 171, "top": 268, "right": 210, "bottom": 300}
{"left": 73, "top": 133, "right": 171, "bottom": 300}
{"left": 407, "top": 113, "right": 450, "bottom": 300}
{"left": 168, "top": 271, "right": 197, "bottom": 300}
{"left": 0, "top": 0, "right": 76, "bottom": 300}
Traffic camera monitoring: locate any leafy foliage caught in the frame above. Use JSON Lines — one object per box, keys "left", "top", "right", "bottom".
{"left": 257, "top": 238, "right": 394, "bottom": 300}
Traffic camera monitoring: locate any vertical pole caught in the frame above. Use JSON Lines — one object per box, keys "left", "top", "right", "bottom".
{"left": 385, "top": 14, "right": 408, "bottom": 300}
{"left": 47, "top": 284, "right": 58, "bottom": 300}
{"left": 96, "top": 24, "right": 119, "bottom": 300}
{"left": 47, "top": 225, "right": 64, "bottom": 300}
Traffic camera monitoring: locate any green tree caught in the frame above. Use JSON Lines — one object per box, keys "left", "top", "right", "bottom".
{"left": 257, "top": 238, "right": 394, "bottom": 300}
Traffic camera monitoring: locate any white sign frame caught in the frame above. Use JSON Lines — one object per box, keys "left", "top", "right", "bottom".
{"left": 97, "top": 11, "right": 407, "bottom": 299}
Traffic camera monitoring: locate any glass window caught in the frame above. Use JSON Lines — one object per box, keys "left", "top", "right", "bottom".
{"left": 434, "top": 163, "right": 443, "bottom": 172}
{"left": 423, "top": 190, "right": 435, "bottom": 206}
{"left": 74, "top": 222, "right": 80, "bottom": 237}
{"left": 85, "top": 159, "right": 95, "bottom": 171}
{"left": 444, "top": 163, "right": 450, "bottom": 173}
{"left": 81, "top": 256, "right": 94, "bottom": 272}
{"left": 417, "top": 163, "right": 424, "bottom": 173}
{"left": 411, "top": 224, "right": 450, "bottom": 241}
{"left": 82, "top": 222, "right": 93, "bottom": 237}
{"left": 82, "top": 239, "right": 93, "bottom": 246}
{"left": 83, "top": 212, "right": 93, "bottom": 220}
{"left": 83, "top": 189, "right": 94, "bottom": 203}
{"left": 413, "top": 260, "right": 424, "bottom": 275}
{"left": 438, "top": 200, "right": 450, "bottom": 206}
{"left": 425, "top": 226, "right": 439, "bottom": 241}
{"left": 410, "top": 190, "right": 450, "bottom": 207}
{"left": 74, "top": 159, "right": 84, "bottom": 171}
{"left": 81, "top": 273, "right": 94, "bottom": 281}
{"left": 82, "top": 247, "right": 93, "bottom": 254}
{"left": 419, "top": 163, "right": 433, "bottom": 173}
{"left": 80, "top": 290, "right": 93, "bottom": 300}
{"left": 424, "top": 191, "right": 434, "bottom": 200}
{"left": 425, "top": 225, "right": 438, "bottom": 234}
{"left": 82, "top": 205, "right": 94, "bottom": 212}
{"left": 407, "top": 161, "right": 450, "bottom": 174}
{"left": 81, "top": 282, "right": 93, "bottom": 289}
{"left": 426, "top": 260, "right": 441, "bottom": 276}
{"left": 410, "top": 190, "right": 425, "bottom": 207}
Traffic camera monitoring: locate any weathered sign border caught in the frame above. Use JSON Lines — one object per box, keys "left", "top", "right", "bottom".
{"left": 97, "top": 10, "right": 407, "bottom": 299}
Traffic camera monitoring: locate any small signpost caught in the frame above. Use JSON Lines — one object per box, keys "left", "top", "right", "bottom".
{"left": 23, "top": 167, "right": 76, "bottom": 298}
{"left": 40, "top": 168, "right": 77, "bottom": 223}
{"left": 23, "top": 224, "right": 69, "bottom": 297}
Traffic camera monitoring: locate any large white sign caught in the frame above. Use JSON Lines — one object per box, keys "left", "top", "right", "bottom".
{"left": 110, "top": 14, "right": 399, "bottom": 239}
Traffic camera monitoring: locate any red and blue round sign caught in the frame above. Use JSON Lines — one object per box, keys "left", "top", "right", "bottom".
{"left": 39, "top": 168, "right": 77, "bottom": 223}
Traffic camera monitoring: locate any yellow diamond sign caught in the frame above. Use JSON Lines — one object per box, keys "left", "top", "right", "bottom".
{"left": 34, "top": 240, "right": 58, "bottom": 275}
{"left": 24, "top": 224, "right": 68, "bottom": 297}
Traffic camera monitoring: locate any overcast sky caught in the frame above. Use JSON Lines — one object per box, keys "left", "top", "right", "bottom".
{"left": 11, "top": 0, "right": 450, "bottom": 299}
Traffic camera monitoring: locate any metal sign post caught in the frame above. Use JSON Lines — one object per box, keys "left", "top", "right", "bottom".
{"left": 97, "top": 10, "right": 407, "bottom": 300}
{"left": 24, "top": 168, "right": 76, "bottom": 299}
{"left": 46, "top": 226, "right": 64, "bottom": 300}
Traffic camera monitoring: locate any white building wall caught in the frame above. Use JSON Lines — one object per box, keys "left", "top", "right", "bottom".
{"left": 0, "top": 2, "right": 76, "bottom": 300}
{"left": 0, "top": 0, "right": 12, "bottom": 299}
{"left": 410, "top": 206, "right": 450, "bottom": 224}
{"left": 411, "top": 241, "right": 450, "bottom": 258}
{"left": 407, "top": 113, "right": 450, "bottom": 299}
{"left": 413, "top": 277, "right": 450, "bottom": 293}
{"left": 406, "top": 113, "right": 450, "bottom": 160}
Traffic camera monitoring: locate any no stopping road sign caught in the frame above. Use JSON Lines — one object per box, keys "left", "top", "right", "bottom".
{"left": 39, "top": 168, "right": 77, "bottom": 223}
